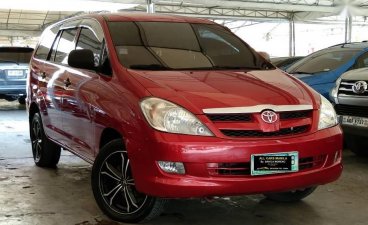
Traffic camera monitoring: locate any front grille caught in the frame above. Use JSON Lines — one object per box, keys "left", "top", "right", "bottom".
{"left": 206, "top": 111, "right": 311, "bottom": 122}
{"left": 299, "top": 155, "right": 326, "bottom": 170}
{"left": 207, "top": 155, "right": 325, "bottom": 176}
{"left": 221, "top": 125, "right": 308, "bottom": 138}
{"left": 207, "top": 114, "right": 251, "bottom": 122}
{"left": 338, "top": 80, "right": 368, "bottom": 96}
{"left": 335, "top": 104, "right": 368, "bottom": 118}
{"left": 280, "top": 111, "right": 310, "bottom": 120}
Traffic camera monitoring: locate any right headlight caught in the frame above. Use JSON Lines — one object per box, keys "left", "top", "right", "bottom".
{"left": 140, "top": 97, "right": 213, "bottom": 136}
{"left": 318, "top": 95, "right": 338, "bottom": 130}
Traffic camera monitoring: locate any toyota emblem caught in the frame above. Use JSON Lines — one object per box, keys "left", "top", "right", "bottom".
{"left": 352, "top": 81, "right": 367, "bottom": 94}
{"left": 261, "top": 110, "right": 278, "bottom": 123}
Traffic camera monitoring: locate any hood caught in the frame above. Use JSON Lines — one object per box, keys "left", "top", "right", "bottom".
{"left": 128, "top": 69, "right": 317, "bottom": 114}
{"left": 340, "top": 68, "right": 368, "bottom": 80}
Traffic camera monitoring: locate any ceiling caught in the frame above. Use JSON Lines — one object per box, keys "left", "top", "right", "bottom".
{"left": 0, "top": 0, "right": 367, "bottom": 46}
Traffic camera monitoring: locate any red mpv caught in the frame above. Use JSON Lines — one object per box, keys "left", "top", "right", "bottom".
{"left": 27, "top": 13, "right": 343, "bottom": 223}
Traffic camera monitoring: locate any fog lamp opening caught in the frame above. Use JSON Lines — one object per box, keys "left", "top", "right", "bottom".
{"left": 158, "top": 161, "right": 185, "bottom": 174}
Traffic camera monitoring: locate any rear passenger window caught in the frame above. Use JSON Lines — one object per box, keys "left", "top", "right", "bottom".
{"left": 54, "top": 29, "right": 78, "bottom": 64}
{"left": 76, "top": 28, "right": 102, "bottom": 67}
{"left": 34, "top": 25, "right": 60, "bottom": 60}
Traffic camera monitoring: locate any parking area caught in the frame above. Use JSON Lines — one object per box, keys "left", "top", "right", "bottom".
{"left": 0, "top": 99, "right": 367, "bottom": 225}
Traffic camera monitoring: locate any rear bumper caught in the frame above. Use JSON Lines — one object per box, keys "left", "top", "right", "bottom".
{"left": 0, "top": 85, "right": 26, "bottom": 96}
{"left": 128, "top": 126, "right": 343, "bottom": 198}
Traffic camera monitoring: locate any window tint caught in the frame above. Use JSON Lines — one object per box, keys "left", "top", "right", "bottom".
{"left": 108, "top": 22, "right": 271, "bottom": 70}
{"left": 34, "top": 25, "right": 60, "bottom": 60}
{"left": 193, "top": 24, "right": 256, "bottom": 67}
{"left": 54, "top": 29, "right": 78, "bottom": 64}
{"left": 76, "top": 28, "right": 102, "bottom": 67}
{"left": 109, "top": 22, "right": 160, "bottom": 68}
{"left": 141, "top": 22, "right": 200, "bottom": 51}
{"left": 287, "top": 49, "right": 360, "bottom": 74}
{"left": 0, "top": 48, "right": 33, "bottom": 64}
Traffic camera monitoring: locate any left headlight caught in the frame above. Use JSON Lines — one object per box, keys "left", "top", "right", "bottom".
{"left": 140, "top": 97, "right": 213, "bottom": 136}
{"left": 318, "top": 95, "right": 338, "bottom": 130}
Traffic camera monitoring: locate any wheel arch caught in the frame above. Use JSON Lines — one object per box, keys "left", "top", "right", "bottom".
{"left": 29, "top": 102, "right": 39, "bottom": 124}
{"left": 99, "top": 127, "right": 122, "bottom": 150}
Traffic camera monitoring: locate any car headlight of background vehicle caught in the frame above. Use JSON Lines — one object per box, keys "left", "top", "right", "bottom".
{"left": 330, "top": 77, "right": 342, "bottom": 99}
{"left": 318, "top": 95, "right": 338, "bottom": 130}
{"left": 140, "top": 97, "right": 213, "bottom": 136}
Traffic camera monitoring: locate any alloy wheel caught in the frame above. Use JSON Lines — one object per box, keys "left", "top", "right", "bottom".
{"left": 98, "top": 150, "right": 148, "bottom": 215}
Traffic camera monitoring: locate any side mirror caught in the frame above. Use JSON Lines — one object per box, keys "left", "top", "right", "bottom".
{"left": 68, "top": 49, "right": 95, "bottom": 70}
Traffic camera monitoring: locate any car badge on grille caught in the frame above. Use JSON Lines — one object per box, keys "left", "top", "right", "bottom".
{"left": 352, "top": 81, "right": 367, "bottom": 94}
{"left": 261, "top": 110, "right": 278, "bottom": 123}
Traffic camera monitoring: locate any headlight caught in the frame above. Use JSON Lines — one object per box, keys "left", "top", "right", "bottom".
{"left": 140, "top": 97, "right": 213, "bottom": 136}
{"left": 318, "top": 95, "right": 338, "bottom": 130}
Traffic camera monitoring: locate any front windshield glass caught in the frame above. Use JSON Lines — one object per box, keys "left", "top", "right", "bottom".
{"left": 108, "top": 21, "right": 273, "bottom": 70}
{"left": 286, "top": 49, "right": 360, "bottom": 74}
{"left": 0, "top": 49, "right": 33, "bottom": 64}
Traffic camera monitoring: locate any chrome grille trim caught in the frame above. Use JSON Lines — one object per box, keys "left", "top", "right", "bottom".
{"left": 203, "top": 104, "right": 313, "bottom": 114}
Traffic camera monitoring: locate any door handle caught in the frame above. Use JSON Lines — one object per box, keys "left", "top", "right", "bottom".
{"left": 63, "top": 78, "right": 71, "bottom": 87}
{"left": 37, "top": 72, "right": 46, "bottom": 79}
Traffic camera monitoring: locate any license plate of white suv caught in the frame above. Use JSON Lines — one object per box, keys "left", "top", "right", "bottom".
{"left": 342, "top": 116, "right": 368, "bottom": 127}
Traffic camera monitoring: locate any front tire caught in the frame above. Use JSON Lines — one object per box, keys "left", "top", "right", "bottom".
{"left": 264, "top": 187, "right": 317, "bottom": 202}
{"left": 18, "top": 96, "right": 26, "bottom": 105}
{"left": 91, "top": 139, "right": 166, "bottom": 223}
{"left": 30, "top": 113, "right": 61, "bottom": 167}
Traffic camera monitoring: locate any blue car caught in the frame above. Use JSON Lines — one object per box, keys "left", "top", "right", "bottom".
{"left": 286, "top": 42, "right": 368, "bottom": 99}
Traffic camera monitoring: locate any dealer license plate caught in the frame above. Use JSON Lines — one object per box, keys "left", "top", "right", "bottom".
{"left": 251, "top": 152, "right": 298, "bottom": 176}
{"left": 342, "top": 116, "right": 368, "bottom": 128}
{"left": 7, "top": 70, "right": 24, "bottom": 79}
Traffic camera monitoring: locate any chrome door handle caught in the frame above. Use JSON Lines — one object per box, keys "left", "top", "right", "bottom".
{"left": 63, "top": 78, "right": 71, "bottom": 87}
{"left": 37, "top": 72, "right": 46, "bottom": 79}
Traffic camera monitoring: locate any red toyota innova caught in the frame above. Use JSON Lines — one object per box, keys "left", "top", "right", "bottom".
{"left": 27, "top": 13, "right": 343, "bottom": 223}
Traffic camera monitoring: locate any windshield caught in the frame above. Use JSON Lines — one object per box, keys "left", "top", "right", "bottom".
{"left": 108, "top": 22, "right": 273, "bottom": 70}
{"left": 0, "top": 48, "right": 33, "bottom": 64}
{"left": 286, "top": 49, "right": 360, "bottom": 74}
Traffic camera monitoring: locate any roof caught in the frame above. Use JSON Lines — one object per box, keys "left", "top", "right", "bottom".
{"left": 101, "top": 12, "right": 215, "bottom": 24}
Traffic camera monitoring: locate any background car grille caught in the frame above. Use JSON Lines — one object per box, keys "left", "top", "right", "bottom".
{"left": 335, "top": 104, "right": 368, "bottom": 117}
{"left": 207, "top": 155, "right": 326, "bottom": 176}
{"left": 338, "top": 80, "right": 368, "bottom": 96}
{"left": 221, "top": 125, "right": 308, "bottom": 138}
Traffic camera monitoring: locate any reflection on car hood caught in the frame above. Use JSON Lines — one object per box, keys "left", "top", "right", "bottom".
{"left": 128, "top": 69, "right": 317, "bottom": 114}
{"left": 340, "top": 68, "right": 368, "bottom": 81}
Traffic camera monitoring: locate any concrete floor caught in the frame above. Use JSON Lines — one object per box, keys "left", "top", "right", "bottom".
{"left": 0, "top": 99, "right": 368, "bottom": 225}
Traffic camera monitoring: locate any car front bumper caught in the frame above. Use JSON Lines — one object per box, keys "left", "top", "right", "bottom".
{"left": 128, "top": 125, "right": 343, "bottom": 198}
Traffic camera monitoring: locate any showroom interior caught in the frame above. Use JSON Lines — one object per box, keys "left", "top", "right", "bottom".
{"left": 0, "top": 0, "right": 368, "bottom": 224}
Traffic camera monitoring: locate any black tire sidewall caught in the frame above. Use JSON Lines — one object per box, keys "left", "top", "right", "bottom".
{"left": 91, "top": 139, "right": 158, "bottom": 223}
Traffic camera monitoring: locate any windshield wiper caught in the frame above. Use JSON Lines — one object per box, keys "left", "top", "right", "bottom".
{"left": 129, "top": 64, "right": 170, "bottom": 70}
{"left": 0, "top": 60, "right": 19, "bottom": 65}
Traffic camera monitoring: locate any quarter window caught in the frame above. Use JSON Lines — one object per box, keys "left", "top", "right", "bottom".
{"left": 34, "top": 25, "right": 60, "bottom": 60}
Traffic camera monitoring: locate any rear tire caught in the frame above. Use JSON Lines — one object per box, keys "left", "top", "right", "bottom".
{"left": 30, "top": 113, "right": 61, "bottom": 167}
{"left": 264, "top": 187, "right": 317, "bottom": 202}
{"left": 346, "top": 135, "right": 368, "bottom": 156}
{"left": 18, "top": 96, "right": 26, "bottom": 105}
{"left": 91, "top": 139, "right": 166, "bottom": 223}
